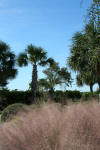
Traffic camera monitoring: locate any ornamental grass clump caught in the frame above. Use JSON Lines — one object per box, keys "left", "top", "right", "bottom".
{"left": 1, "top": 103, "right": 31, "bottom": 122}
{"left": 0, "top": 102, "right": 100, "bottom": 150}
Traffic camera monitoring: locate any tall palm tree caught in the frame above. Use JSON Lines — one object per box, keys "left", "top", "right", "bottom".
{"left": 85, "top": 22, "right": 100, "bottom": 86}
{"left": 17, "top": 44, "right": 47, "bottom": 102}
{"left": 87, "top": 0, "right": 100, "bottom": 29}
{"left": 68, "top": 21, "right": 100, "bottom": 91}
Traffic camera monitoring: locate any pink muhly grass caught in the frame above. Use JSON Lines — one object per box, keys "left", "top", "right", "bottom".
{"left": 0, "top": 104, "right": 61, "bottom": 150}
{"left": 0, "top": 102, "right": 100, "bottom": 150}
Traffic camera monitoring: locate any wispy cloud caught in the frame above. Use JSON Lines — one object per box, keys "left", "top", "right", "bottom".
{"left": 0, "top": 0, "right": 25, "bottom": 15}
{"left": 0, "top": 8, "right": 24, "bottom": 15}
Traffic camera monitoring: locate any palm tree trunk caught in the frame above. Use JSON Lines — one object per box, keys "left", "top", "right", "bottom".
{"left": 32, "top": 63, "right": 37, "bottom": 103}
{"left": 90, "top": 84, "right": 93, "bottom": 93}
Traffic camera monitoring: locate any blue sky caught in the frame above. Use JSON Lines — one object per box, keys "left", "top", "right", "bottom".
{"left": 0, "top": 0, "right": 98, "bottom": 91}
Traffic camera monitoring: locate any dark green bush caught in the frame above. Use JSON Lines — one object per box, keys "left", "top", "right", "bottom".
{"left": 54, "top": 90, "right": 65, "bottom": 102}
{"left": 1, "top": 103, "right": 30, "bottom": 122}
{"left": 0, "top": 89, "right": 32, "bottom": 110}
{"left": 82, "top": 92, "right": 99, "bottom": 100}
{"left": 54, "top": 90, "right": 82, "bottom": 104}
{"left": 0, "top": 89, "right": 44, "bottom": 111}
{"left": 66, "top": 90, "right": 82, "bottom": 100}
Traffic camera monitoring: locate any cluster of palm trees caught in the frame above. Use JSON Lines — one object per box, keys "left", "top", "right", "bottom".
{"left": 0, "top": 0, "right": 100, "bottom": 102}
{"left": 17, "top": 45, "right": 72, "bottom": 102}
{"left": 0, "top": 42, "right": 72, "bottom": 102}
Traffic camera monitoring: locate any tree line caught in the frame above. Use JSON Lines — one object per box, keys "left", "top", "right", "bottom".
{"left": 0, "top": 42, "right": 72, "bottom": 102}
{"left": 0, "top": 0, "right": 100, "bottom": 103}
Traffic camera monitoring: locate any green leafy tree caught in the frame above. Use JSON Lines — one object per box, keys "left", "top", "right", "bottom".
{"left": 17, "top": 44, "right": 47, "bottom": 102}
{"left": 38, "top": 59, "right": 72, "bottom": 100}
{"left": 68, "top": 21, "right": 100, "bottom": 92}
{"left": 0, "top": 41, "right": 17, "bottom": 88}
{"left": 43, "top": 60, "right": 60, "bottom": 100}
{"left": 58, "top": 67, "right": 72, "bottom": 89}
{"left": 38, "top": 78, "right": 49, "bottom": 92}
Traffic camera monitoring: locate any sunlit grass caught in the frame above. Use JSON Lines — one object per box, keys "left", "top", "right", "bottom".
{"left": 0, "top": 101, "right": 100, "bottom": 150}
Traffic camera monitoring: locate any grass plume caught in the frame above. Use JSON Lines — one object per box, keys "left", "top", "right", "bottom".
{"left": 0, "top": 102, "right": 100, "bottom": 150}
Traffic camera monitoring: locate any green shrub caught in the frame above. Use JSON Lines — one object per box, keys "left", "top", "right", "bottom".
{"left": 66, "top": 90, "right": 82, "bottom": 100}
{"left": 0, "top": 89, "right": 45, "bottom": 111}
{"left": 54, "top": 91, "right": 65, "bottom": 102}
{"left": 1, "top": 103, "right": 30, "bottom": 122}
{"left": 82, "top": 92, "right": 98, "bottom": 100}
{"left": 54, "top": 90, "right": 82, "bottom": 104}
{"left": 0, "top": 89, "right": 32, "bottom": 110}
{"left": 0, "top": 89, "right": 82, "bottom": 109}
{"left": 82, "top": 92, "right": 90, "bottom": 100}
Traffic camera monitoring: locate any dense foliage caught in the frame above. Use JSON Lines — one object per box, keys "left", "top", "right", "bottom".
{"left": 0, "top": 89, "right": 99, "bottom": 111}
{"left": 68, "top": 0, "right": 100, "bottom": 92}
{"left": 0, "top": 89, "right": 44, "bottom": 111}
{"left": 0, "top": 41, "right": 17, "bottom": 88}
{"left": 68, "top": 22, "right": 100, "bottom": 92}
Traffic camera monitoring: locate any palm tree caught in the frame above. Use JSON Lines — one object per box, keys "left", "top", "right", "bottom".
{"left": 76, "top": 72, "right": 96, "bottom": 93}
{"left": 17, "top": 44, "right": 47, "bottom": 103}
{"left": 87, "top": 0, "right": 100, "bottom": 29}
{"left": 58, "top": 67, "right": 72, "bottom": 89}
{"left": 39, "top": 60, "right": 72, "bottom": 100}
{"left": 29, "top": 58, "right": 60, "bottom": 100}
{"left": 0, "top": 41, "right": 17, "bottom": 88}
{"left": 85, "top": 22, "right": 100, "bottom": 87}
{"left": 68, "top": 21, "right": 100, "bottom": 91}
{"left": 43, "top": 60, "right": 60, "bottom": 100}
{"left": 38, "top": 78, "right": 49, "bottom": 92}
{"left": 68, "top": 31, "right": 89, "bottom": 72}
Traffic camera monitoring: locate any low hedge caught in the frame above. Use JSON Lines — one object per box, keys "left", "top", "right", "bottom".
{"left": 82, "top": 92, "right": 99, "bottom": 100}
{"left": 54, "top": 90, "right": 99, "bottom": 103}
{"left": 0, "top": 89, "right": 44, "bottom": 111}
{"left": 66, "top": 90, "right": 82, "bottom": 99}
{"left": 54, "top": 90, "right": 82, "bottom": 104}
{"left": 0, "top": 89, "right": 99, "bottom": 111}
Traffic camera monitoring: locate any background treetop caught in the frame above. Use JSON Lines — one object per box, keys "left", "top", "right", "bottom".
{"left": 0, "top": 41, "right": 17, "bottom": 88}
